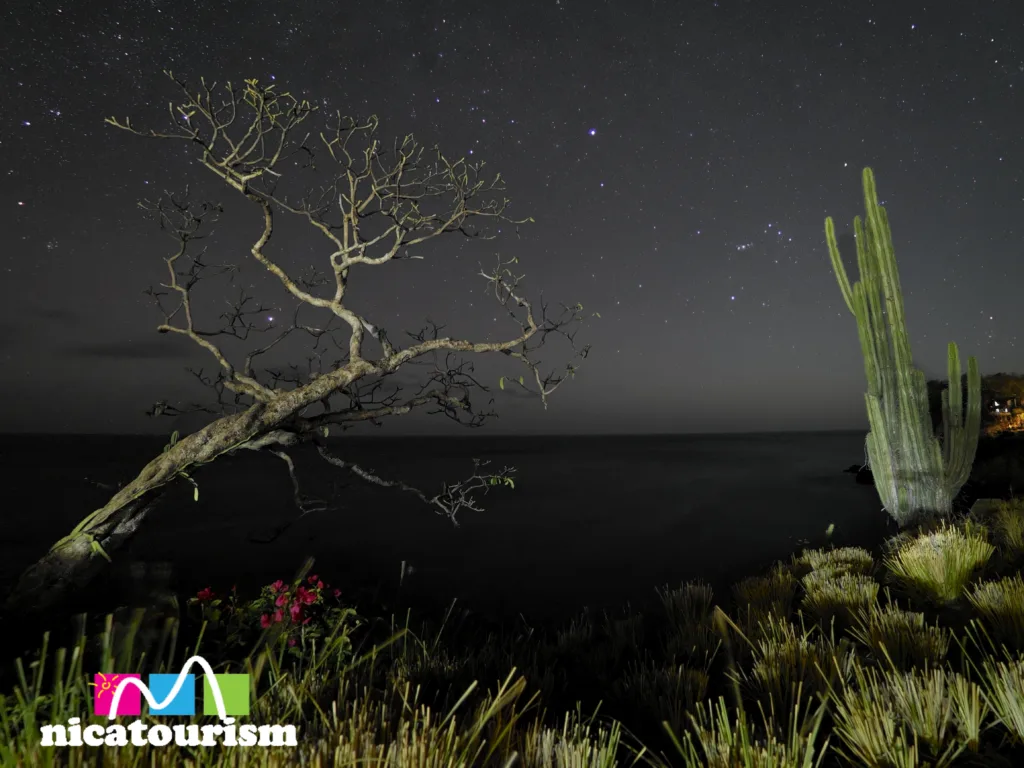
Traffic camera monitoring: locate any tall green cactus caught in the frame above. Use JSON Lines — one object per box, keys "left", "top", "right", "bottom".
{"left": 825, "top": 167, "right": 981, "bottom": 526}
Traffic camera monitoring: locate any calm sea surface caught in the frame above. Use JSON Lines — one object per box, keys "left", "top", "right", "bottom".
{"left": 0, "top": 432, "right": 889, "bottom": 620}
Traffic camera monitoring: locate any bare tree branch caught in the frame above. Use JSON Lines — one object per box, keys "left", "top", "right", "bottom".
{"left": 6, "top": 71, "right": 593, "bottom": 615}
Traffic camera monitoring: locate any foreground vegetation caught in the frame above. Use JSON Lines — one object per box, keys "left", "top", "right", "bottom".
{"left": 5, "top": 498, "right": 1024, "bottom": 767}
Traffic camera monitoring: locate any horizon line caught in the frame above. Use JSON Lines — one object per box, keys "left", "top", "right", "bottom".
{"left": 0, "top": 428, "right": 870, "bottom": 439}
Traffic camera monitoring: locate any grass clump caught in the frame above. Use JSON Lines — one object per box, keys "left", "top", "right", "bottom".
{"left": 518, "top": 712, "right": 631, "bottom": 768}
{"left": 736, "top": 613, "right": 855, "bottom": 719}
{"left": 992, "top": 498, "right": 1024, "bottom": 557}
{"left": 967, "top": 574, "right": 1024, "bottom": 652}
{"left": 793, "top": 546, "right": 874, "bottom": 578}
{"left": 848, "top": 602, "right": 950, "bottom": 671}
{"left": 614, "top": 658, "right": 710, "bottom": 735}
{"left": 829, "top": 663, "right": 983, "bottom": 768}
{"left": 556, "top": 610, "right": 595, "bottom": 653}
{"left": 884, "top": 523, "right": 994, "bottom": 603}
{"left": 979, "top": 656, "right": 1024, "bottom": 745}
{"left": 657, "top": 581, "right": 719, "bottom": 665}
{"left": 665, "top": 688, "right": 830, "bottom": 768}
{"left": 800, "top": 571, "right": 879, "bottom": 629}
{"left": 732, "top": 566, "right": 798, "bottom": 644}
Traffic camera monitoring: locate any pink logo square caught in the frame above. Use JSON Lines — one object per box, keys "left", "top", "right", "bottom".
{"left": 91, "top": 673, "right": 142, "bottom": 716}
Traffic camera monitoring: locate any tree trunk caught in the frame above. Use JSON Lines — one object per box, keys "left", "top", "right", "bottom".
{"left": 5, "top": 362, "right": 372, "bottom": 615}
{"left": 4, "top": 491, "right": 163, "bottom": 615}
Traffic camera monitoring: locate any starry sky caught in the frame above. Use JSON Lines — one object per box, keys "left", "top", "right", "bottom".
{"left": 1, "top": 0, "right": 1021, "bottom": 435}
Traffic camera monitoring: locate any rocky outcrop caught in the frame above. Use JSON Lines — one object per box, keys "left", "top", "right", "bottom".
{"left": 843, "top": 464, "right": 874, "bottom": 485}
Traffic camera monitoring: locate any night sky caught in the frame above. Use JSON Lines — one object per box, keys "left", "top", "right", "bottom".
{"left": 2, "top": 0, "right": 1021, "bottom": 436}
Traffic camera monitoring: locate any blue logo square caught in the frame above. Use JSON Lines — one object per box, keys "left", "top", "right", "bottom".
{"left": 147, "top": 673, "right": 195, "bottom": 715}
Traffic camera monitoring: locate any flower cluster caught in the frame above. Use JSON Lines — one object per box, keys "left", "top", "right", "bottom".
{"left": 258, "top": 574, "right": 342, "bottom": 629}
{"left": 189, "top": 574, "right": 352, "bottom": 653}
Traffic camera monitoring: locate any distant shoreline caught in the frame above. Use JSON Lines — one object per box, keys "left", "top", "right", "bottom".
{"left": 0, "top": 429, "right": 869, "bottom": 440}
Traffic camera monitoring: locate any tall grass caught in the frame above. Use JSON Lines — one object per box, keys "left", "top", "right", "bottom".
{"left": 664, "top": 686, "right": 830, "bottom": 768}
{"left": 9, "top": 504, "right": 1024, "bottom": 766}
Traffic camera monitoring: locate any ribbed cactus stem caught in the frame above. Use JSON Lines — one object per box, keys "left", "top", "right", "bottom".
{"left": 825, "top": 168, "right": 981, "bottom": 526}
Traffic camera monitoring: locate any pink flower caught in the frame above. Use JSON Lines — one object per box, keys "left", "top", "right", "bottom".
{"left": 296, "top": 586, "right": 317, "bottom": 605}
{"left": 275, "top": 592, "right": 290, "bottom": 607}
{"left": 333, "top": 588, "right": 341, "bottom": 598}
{"left": 260, "top": 614, "right": 272, "bottom": 629}
{"left": 302, "top": 617, "right": 311, "bottom": 625}
{"left": 307, "top": 574, "right": 319, "bottom": 584}
{"left": 288, "top": 638, "right": 297, "bottom": 647}
{"left": 273, "top": 609, "right": 284, "bottom": 624}
{"left": 196, "top": 588, "right": 215, "bottom": 602}
{"left": 289, "top": 602, "right": 303, "bottom": 623}
{"left": 271, "top": 580, "right": 286, "bottom": 593}
{"left": 316, "top": 580, "right": 324, "bottom": 590}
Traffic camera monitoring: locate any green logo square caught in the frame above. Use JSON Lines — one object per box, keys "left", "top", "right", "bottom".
{"left": 203, "top": 674, "right": 249, "bottom": 716}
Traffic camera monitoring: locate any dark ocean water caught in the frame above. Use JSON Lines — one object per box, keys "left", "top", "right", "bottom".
{"left": 0, "top": 432, "right": 891, "bottom": 621}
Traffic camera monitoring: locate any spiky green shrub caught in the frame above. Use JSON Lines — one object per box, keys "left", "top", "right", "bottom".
{"left": 603, "top": 609, "right": 645, "bottom": 656}
{"left": 828, "top": 663, "right": 921, "bottom": 768}
{"left": 883, "top": 667, "right": 983, "bottom": 762}
{"left": 829, "top": 662, "right": 980, "bottom": 768}
{"left": 614, "top": 658, "right": 710, "bottom": 735}
{"left": 849, "top": 603, "right": 950, "bottom": 670}
{"left": 993, "top": 498, "right": 1024, "bottom": 557}
{"left": 794, "top": 547, "right": 874, "bottom": 577}
{"left": 556, "top": 610, "right": 595, "bottom": 653}
{"left": 967, "top": 575, "right": 1024, "bottom": 652}
{"left": 733, "top": 567, "right": 798, "bottom": 642}
{"left": 665, "top": 690, "right": 830, "bottom": 768}
{"left": 979, "top": 657, "right": 1024, "bottom": 744}
{"left": 659, "top": 581, "right": 714, "bottom": 626}
{"left": 884, "top": 524, "right": 994, "bottom": 603}
{"left": 517, "top": 712, "right": 626, "bottom": 768}
{"left": 800, "top": 572, "right": 879, "bottom": 628}
{"left": 947, "top": 671, "right": 989, "bottom": 752}
{"left": 737, "top": 614, "right": 855, "bottom": 719}
{"left": 658, "top": 581, "right": 719, "bottom": 664}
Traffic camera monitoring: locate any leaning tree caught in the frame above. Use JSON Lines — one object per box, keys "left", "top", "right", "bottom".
{"left": 5, "top": 72, "right": 590, "bottom": 614}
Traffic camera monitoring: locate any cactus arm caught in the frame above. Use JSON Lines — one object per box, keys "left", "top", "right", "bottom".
{"left": 944, "top": 353, "right": 982, "bottom": 490}
{"left": 825, "top": 216, "right": 856, "bottom": 314}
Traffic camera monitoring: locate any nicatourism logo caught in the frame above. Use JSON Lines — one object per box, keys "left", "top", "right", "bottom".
{"left": 39, "top": 655, "right": 298, "bottom": 748}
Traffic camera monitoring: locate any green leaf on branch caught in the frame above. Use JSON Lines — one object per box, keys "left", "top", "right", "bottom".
{"left": 89, "top": 537, "right": 112, "bottom": 563}
{"left": 499, "top": 377, "right": 505, "bottom": 390}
